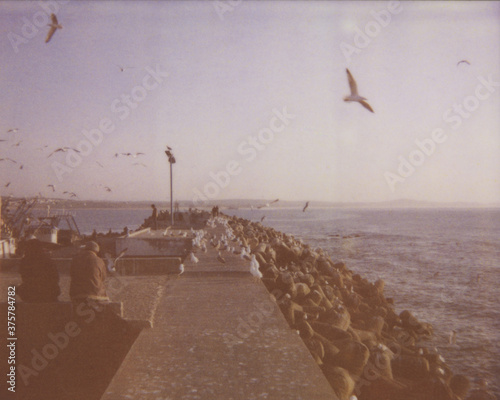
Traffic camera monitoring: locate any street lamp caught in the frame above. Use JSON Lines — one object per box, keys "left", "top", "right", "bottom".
{"left": 165, "top": 146, "right": 176, "bottom": 227}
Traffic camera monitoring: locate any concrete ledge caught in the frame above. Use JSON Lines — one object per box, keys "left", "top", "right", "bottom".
{"left": 115, "top": 257, "right": 182, "bottom": 275}
{"left": 0, "top": 301, "right": 123, "bottom": 318}
{"left": 1, "top": 257, "right": 182, "bottom": 276}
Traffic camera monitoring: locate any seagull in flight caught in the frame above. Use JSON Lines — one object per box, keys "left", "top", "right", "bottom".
{"left": 7, "top": 128, "right": 19, "bottom": 133}
{"left": 48, "top": 147, "right": 80, "bottom": 158}
{"left": 5, "top": 182, "right": 11, "bottom": 188}
{"left": 344, "top": 69, "right": 374, "bottom": 113}
{"left": 63, "top": 191, "right": 77, "bottom": 198}
{"left": 104, "top": 248, "right": 128, "bottom": 273}
{"left": 96, "top": 161, "right": 104, "bottom": 168}
{"left": 45, "top": 13, "right": 62, "bottom": 43}
{"left": 457, "top": 60, "right": 470, "bottom": 67}
{"left": 103, "top": 186, "right": 112, "bottom": 192}
{"left": 260, "top": 216, "right": 266, "bottom": 222}
{"left": 133, "top": 162, "right": 147, "bottom": 167}
{"left": 302, "top": 201, "right": 309, "bottom": 212}
{"left": 0, "top": 157, "right": 17, "bottom": 164}
{"left": 115, "top": 152, "right": 145, "bottom": 158}
{"left": 47, "top": 184, "right": 56, "bottom": 192}
{"left": 11, "top": 141, "right": 22, "bottom": 147}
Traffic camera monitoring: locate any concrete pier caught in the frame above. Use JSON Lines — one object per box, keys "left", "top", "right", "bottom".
{"left": 101, "top": 226, "right": 338, "bottom": 400}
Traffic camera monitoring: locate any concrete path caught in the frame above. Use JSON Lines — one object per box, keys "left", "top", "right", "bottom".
{"left": 101, "top": 225, "right": 337, "bottom": 400}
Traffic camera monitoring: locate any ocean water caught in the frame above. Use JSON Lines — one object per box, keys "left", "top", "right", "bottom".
{"left": 228, "top": 208, "right": 500, "bottom": 396}
{"left": 41, "top": 207, "right": 500, "bottom": 394}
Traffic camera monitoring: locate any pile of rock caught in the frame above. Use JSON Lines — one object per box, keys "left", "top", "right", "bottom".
{"left": 226, "top": 215, "right": 492, "bottom": 400}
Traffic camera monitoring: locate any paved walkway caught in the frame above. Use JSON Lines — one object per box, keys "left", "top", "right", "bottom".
{"left": 101, "top": 225, "right": 337, "bottom": 400}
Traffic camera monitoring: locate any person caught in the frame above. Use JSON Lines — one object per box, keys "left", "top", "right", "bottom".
{"left": 18, "top": 236, "right": 60, "bottom": 303}
{"left": 151, "top": 204, "right": 158, "bottom": 230}
{"left": 69, "top": 241, "right": 109, "bottom": 303}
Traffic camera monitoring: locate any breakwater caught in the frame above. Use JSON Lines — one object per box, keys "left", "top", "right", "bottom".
{"left": 223, "top": 214, "right": 494, "bottom": 400}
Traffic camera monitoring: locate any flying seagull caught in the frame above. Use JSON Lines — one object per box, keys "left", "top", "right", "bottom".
{"left": 48, "top": 147, "right": 80, "bottom": 158}
{"left": 103, "top": 186, "right": 112, "bottom": 192}
{"left": 7, "top": 128, "right": 19, "bottom": 133}
{"left": 104, "top": 248, "right": 128, "bottom": 273}
{"left": 47, "top": 184, "right": 56, "bottom": 192}
{"left": 63, "top": 191, "right": 77, "bottom": 198}
{"left": 260, "top": 216, "right": 266, "bottom": 222}
{"left": 344, "top": 69, "right": 374, "bottom": 113}
{"left": 96, "top": 161, "right": 104, "bottom": 168}
{"left": 133, "top": 162, "right": 147, "bottom": 167}
{"left": 46, "top": 13, "right": 62, "bottom": 43}
{"left": 5, "top": 182, "right": 10, "bottom": 188}
{"left": 302, "top": 201, "right": 309, "bottom": 212}
{"left": 11, "top": 141, "right": 22, "bottom": 147}
{"left": 117, "top": 65, "right": 135, "bottom": 72}
{"left": 115, "top": 152, "right": 145, "bottom": 158}
{"left": 457, "top": 60, "right": 470, "bottom": 67}
{"left": 0, "top": 157, "right": 17, "bottom": 163}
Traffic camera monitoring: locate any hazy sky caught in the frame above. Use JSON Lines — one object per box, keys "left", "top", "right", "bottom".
{"left": 1, "top": 1, "right": 499, "bottom": 204}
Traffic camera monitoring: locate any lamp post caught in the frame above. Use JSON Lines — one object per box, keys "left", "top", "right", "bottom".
{"left": 165, "top": 147, "right": 176, "bottom": 227}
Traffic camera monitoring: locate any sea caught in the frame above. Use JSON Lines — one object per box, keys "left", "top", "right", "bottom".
{"left": 45, "top": 207, "right": 500, "bottom": 395}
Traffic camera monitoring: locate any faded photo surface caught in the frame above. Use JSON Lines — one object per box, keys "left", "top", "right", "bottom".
{"left": 1, "top": 1, "right": 499, "bottom": 400}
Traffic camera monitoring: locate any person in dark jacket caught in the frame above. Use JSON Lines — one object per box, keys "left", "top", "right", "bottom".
{"left": 18, "top": 236, "right": 60, "bottom": 303}
{"left": 69, "top": 241, "right": 109, "bottom": 302}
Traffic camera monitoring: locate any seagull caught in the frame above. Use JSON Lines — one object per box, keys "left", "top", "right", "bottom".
{"left": 178, "top": 263, "right": 184, "bottom": 276}
{"left": 302, "top": 201, "right": 309, "bottom": 212}
{"left": 19, "top": 164, "right": 24, "bottom": 170}
{"left": 270, "top": 198, "right": 279, "bottom": 204}
{"left": 5, "top": 182, "right": 10, "bottom": 187}
{"left": 11, "top": 141, "right": 22, "bottom": 147}
{"left": 249, "top": 254, "right": 262, "bottom": 282}
{"left": 47, "top": 147, "right": 80, "bottom": 158}
{"left": 96, "top": 161, "right": 104, "bottom": 168}
{"left": 118, "top": 152, "right": 144, "bottom": 158}
{"left": 449, "top": 330, "right": 457, "bottom": 345}
{"left": 133, "top": 162, "right": 147, "bottom": 167}
{"left": 217, "top": 251, "right": 226, "bottom": 264}
{"left": 47, "top": 184, "right": 56, "bottom": 192}
{"left": 0, "top": 158, "right": 17, "bottom": 163}
{"left": 63, "top": 191, "right": 77, "bottom": 198}
{"left": 189, "top": 252, "right": 199, "bottom": 264}
{"left": 7, "top": 128, "right": 19, "bottom": 133}
{"left": 344, "top": 69, "right": 374, "bottom": 113}
{"left": 45, "top": 13, "right": 62, "bottom": 43}
{"left": 457, "top": 60, "right": 471, "bottom": 66}
{"left": 103, "top": 186, "right": 112, "bottom": 192}
{"left": 260, "top": 216, "right": 266, "bottom": 222}
{"left": 104, "top": 248, "right": 128, "bottom": 273}
{"left": 117, "top": 65, "right": 135, "bottom": 72}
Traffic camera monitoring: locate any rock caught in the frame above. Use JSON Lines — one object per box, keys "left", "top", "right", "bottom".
{"left": 310, "top": 321, "right": 352, "bottom": 342}
{"left": 466, "top": 389, "right": 497, "bottom": 400}
{"left": 330, "top": 339, "right": 370, "bottom": 376}
{"left": 321, "top": 306, "right": 351, "bottom": 330}
{"left": 392, "top": 354, "right": 430, "bottom": 380}
{"left": 450, "top": 374, "right": 470, "bottom": 399}
{"left": 321, "top": 366, "right": 355, "bottom": 400}
{"left": 295, "top": 282, "right": 311, "bottom": 299}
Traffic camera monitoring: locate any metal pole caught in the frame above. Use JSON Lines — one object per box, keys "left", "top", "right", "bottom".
{"left": 170, "top": 161, "right": 174, "bottom": 227}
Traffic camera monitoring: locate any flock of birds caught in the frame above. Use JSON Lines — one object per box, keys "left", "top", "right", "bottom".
{"left": 0, "top": 123, "right": 152, "bottom": 198}
{"left": 170, "top": 217, "right": 264, "bottom": 280}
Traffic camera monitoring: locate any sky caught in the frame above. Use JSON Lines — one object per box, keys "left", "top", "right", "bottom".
{"left": 0, "top": 0, "right": 499, "bottom": 205}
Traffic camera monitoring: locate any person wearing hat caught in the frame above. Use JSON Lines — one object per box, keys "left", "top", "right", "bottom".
{"left": 18, "top": 236, "right": 61, "bottom": 303}
{"left": 69, "top": 241, "right": 109, "bottom": 303}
